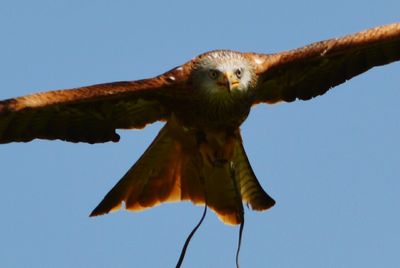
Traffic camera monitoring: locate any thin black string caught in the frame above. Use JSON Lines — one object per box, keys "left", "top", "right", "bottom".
{"left": 230, "top": 161, "right": 245, "bottom": 268}
{"left": 236, "top": 217, "right": 245, "bottom": 268}
{"left": 175, "top": 204, "right": 208, "bottom": 268}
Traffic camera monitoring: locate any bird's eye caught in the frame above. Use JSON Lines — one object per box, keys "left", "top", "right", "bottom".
{"left": 235, "top": 68, "right": 243, "bottom": 79}
{"left": 209, "top": 69, "right": 219, "bottom": 79}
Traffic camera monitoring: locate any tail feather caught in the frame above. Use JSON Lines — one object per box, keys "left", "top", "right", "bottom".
{"left": 90, "top": 121, "right": 275, "bottom": 225}
{"left": 233, "top": 140, "right": 276, "bottom": 211}
{"left": 202, "top": 164, "right": 244, "bottom": 225}
{"left": 90, "top": 122, "right": 204, "bottom": 216}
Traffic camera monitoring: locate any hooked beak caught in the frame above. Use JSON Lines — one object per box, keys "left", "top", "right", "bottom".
{"left": 217, "top": 71, "right": 240, "bottom": 92}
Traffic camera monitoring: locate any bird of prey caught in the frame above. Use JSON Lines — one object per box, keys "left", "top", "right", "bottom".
{"left": 1, "top": 23, "right": 399, "bottom": 227}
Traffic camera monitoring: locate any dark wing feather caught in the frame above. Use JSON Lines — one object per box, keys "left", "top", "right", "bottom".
{"left": 0, "top": 67, "right": 188, "bottom": 144}
{"left": 251, "top": 23, "right": 400, "bottom": 104}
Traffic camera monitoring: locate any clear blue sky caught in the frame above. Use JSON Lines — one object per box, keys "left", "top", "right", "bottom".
{"left": 0, "top": 1, "right": 399, "bottom": 267}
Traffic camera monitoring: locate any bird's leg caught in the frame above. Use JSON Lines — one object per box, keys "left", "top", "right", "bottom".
{"left": 197, "top": 129, "right": 237, "bottom": 167}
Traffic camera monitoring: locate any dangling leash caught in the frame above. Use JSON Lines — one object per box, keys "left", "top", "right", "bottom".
{"left": 230, "top": 161, "right": 245, "bottom": 268}
{"left": 175, "top": 204, "right": 208, "bottom": 268}
{"left": 175, "top": 173, "right": 208, "bottom": 268}
{"left": 175, "top": 161, "right": 245, "bottom": 268}
{"left": 236, "top": 217, "right": 245, "bottom": 268}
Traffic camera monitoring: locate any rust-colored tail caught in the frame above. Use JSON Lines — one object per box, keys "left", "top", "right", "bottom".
{"left": 90, "top": 120, "right": 275, "bottom": 225}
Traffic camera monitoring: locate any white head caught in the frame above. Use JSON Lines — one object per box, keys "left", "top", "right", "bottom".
{"left": 191, "top": 50, "right": 256, "bottom": 97}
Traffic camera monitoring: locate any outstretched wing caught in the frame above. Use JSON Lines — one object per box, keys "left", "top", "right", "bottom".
{"left": 250, "top": 23, "right": 400, "bottom": 104}
{"left": 0, "top": 67, "right": 189, "bottom": 144}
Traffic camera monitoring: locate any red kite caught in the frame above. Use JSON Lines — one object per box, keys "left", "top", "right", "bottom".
{"left": 1, "top": 23, "right": 399, "bottom": 267}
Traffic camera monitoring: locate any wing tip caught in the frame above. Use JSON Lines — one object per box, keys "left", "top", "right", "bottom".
{"left": 89, "top": 206, "right": 107, "bottom": 217}
{"left": 89, "top": 201, "right": 122, "bottom": 217}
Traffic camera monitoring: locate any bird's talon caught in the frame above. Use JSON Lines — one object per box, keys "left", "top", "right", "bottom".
{"left": 212, "top": 158, "right": 228, "bottom": 167}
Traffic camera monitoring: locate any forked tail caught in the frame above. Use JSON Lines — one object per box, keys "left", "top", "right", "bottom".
{"left": 90, "top": 119, "right": 275, "bottom": 225}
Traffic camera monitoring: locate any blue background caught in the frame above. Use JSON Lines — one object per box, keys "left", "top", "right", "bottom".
{"left": 0, "top": 1, "right": 399, "bottom": 267}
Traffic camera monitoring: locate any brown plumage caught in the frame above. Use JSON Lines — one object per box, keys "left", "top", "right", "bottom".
{"left": 1, "top": 23, "right": 399, "bottom": 224}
